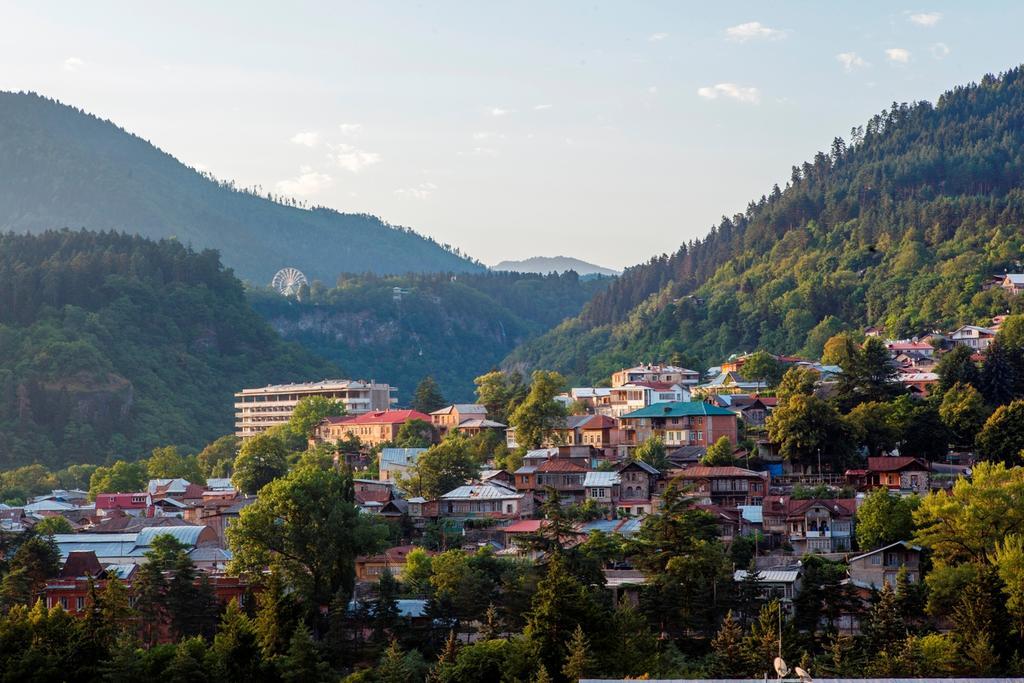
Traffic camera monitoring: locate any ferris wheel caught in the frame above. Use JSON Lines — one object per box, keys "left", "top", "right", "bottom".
{"left": 271, "top": 267, "right": 308, "bottom": 296}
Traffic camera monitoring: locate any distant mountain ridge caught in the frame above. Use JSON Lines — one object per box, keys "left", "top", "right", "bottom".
{"left": 0, "top": 91, "right": 483, "bottom": 283}
{"left": 492, "top": 256, "right": 620, "bottom": 277}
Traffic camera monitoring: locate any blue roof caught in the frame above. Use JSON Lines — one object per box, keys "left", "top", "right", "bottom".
{"left": 620, "top": 401, "right": 736, "bottom": 419}
{"left": 380, "top": 448, "right": 427, "bottom": 468}
{"left": 136, "top": 525, "right": 207, "bottom": 547}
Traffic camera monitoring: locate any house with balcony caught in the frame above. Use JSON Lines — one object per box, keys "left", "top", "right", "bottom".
{"left": 611, "top": 364, "right": 701, "bottom": 388}
{"left": 762, "top": 496, "right": 856, "bottom": 554}
{"left": 438, "top": 480, "right": 532, "bottom": 520}
{"left": 533, "top": 458, "right": 588, "bottom": 503}
{"left": 866, "top": 456, "right": 930, "bottom": 493}
{"left": 949, "top": 325, "right": 996, "bottom": 351}
{"left": 676, "top": 466, "right": 768, "bottom": 508}
{"left": 1001, "top": 273, "right": 1024, "bottom": 295}
{"left": 847, "top": 540, "right": 923, "bottom": 590}
{"left": 430, "top": 404, "right": 490, "bottom": 437}
{"left": 619, "top": 401, "right": 738, "bottom": 449}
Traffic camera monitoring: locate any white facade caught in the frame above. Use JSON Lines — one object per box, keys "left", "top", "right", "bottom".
{"left": 234, "top": 379, "right": 397, "bottom": 438}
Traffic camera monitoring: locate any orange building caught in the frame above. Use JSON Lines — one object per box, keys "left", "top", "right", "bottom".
{"left": 312, "top": 409, "right": 433, "bottom": 448}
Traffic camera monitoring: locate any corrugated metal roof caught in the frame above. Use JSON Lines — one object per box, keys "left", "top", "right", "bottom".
{"left": 380, "top": 448, "right": 427, "bottom": 468}
{"left": 583, "top": 471, "right": 620, "bottom": 487}
{"left": 734, "top": 569, "right": 800, "bottom": 583}
{"left": 738, "top": 505, "right": 763, "bottom": 523}
{"left": 136, "top": 525, "right": 206, "bottom": 546}
{"left": 441, "top": 482, "right": 521, "bottom": 500}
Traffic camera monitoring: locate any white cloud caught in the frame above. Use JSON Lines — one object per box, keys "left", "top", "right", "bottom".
{"left": 63, "top": 57, "right": 84, "bottom": 72}
{"left": 289, "top": 131, "right": 319, "bottom": 147}
{"left": 330, "top": 144, "right": 381, "bottom": 173}
{"left": 275, "top": 167, "right": 332, "bottom": 196}
{"left": 459, "top": 146, "right": 497, "bottom": 158}
{"left": 697, "top": 83, "right": 761, "bottom": 104}
{"left": 725, "top": 21, "right": 786, "bottom": 42}
{"left": 338, "top": 123, "right": 363, "bottom": 136}
{"left": 885, "top": 48, "right": 911, "bottom": 63}
{"left": 836, "top": 52, "right": 869, "bottom": 72}
{"left": 394, "top": 182, "right": 438, "bottom": 200}
{"left": 648, "top": 85, "right": 658, "bottom": 95}
{"left": 472, "top": 131, "right": 504, "bottom": 141}
{"left": 490, "top": 107, "right": 509, "bottom": 117}
{"left": 909, "top": 12, "right": 942, "bottom": 26}
{"left": 931, "top": 42, "right": 950, "bottom": 59}
{"left": 533, "top": 103, "right": 553, "bottom": 111}
{"left": 648, "top": 32, "right": 669, "bottom": 42}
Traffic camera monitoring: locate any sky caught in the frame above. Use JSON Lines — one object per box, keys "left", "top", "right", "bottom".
{"left": 1, "top": 2, "right": 1022, "bottom": 270}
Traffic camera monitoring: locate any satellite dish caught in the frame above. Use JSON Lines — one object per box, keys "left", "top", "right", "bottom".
{"left": 795, "top": 666, "right": 812, "bottom": 682}
{"left": 271, "top": 267, "right": 308, "bottom": 297}
{"left": 774, "top": 656, "right": 790, "bottom": 679}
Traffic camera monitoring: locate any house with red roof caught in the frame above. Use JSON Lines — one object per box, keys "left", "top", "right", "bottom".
{"left": 762, "top": 496, "right": 856, "bottom": 554}
{"left": 311, "top": 409, "right": 434, "bottom": 448}
{"left": 675, "top": 465, "right": 769, "bottom": 508}
{"left": 866, "top": 456, "right": 930, "bottom": 493}
{"left": 95, "top": 493, "right": 150, "bottom": 517}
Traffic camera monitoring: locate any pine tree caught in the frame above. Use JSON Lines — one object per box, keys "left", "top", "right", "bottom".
{"left": 211, "top": 598, "right": 264, "bottom": 681}
{"left": 480, "top": 603, "right": 501, "bottom": 640}
{"left": 165, "top": 637, "right": 209, "bottom": 683}
{"left": 824, "top": 631, "right": 857, "bottom": 677}
{"left": 413, "top": 376, "right": 447, "bottom": 414}
{"left": 378, "top": 639, "right": 411, "bottom": 683}
{"left": 561, "top": 625, "right": 592, "bottom": 683}
{"left": 981, "top": 340, "right": 1017, "bottom": 406}
{"left": 742, "top": 600, "right": 782, "bottom": 678}
{"left": 255, "top": 571, "right": 294, "bottom": 658}
{"left": 734, "top": 558, "right": 765, "bottom": 625}
{"left": 132, "top": 560, "right": 166, "bottom": 646}
{"left": 710, "top": 611, "right": 747, "bottom": 678}
{"left": 864, "top": 583, "right": 907, "bottom": 654}
{"left": 373, "top": 569, "right": 401, "bottom": 641}
{"left": 533, "top": 665, "right": 553, "bottom": 683}
{"left": 281, "top": 622, "right": 330, "bottom": 683}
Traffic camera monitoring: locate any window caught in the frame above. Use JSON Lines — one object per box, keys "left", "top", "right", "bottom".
{"left": 76, "top": 596, "right": 85, "bottom": 611}
{"left": 870, "top": 555, "right": 881, "bottom": 565}
{"left": 60, "top": 597, "right": 69, "bottom": 610}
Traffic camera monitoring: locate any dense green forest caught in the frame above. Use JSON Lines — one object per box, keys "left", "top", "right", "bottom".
{"left": 507, "top": 66, "right": 1024, "bottom": 384}
{"left": 250, "top": 271, "right": 610, "bottom": 400}
{"left": 0, "top": 230, "right": 336, "bottom": 468}
{"left": 0, "top": 91, "right": 482, "bottom": 283}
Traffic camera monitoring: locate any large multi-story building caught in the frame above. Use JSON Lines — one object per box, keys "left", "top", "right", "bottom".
{"left": 618, "top": 401, "right": 738, "bottom": 448}
{"left": 234, "top": 380, "right": 397, "bottom": 438}
{"left": 310, "top": 409, "right": 433, "bottom": 448}
{"left": 611, "top": 364, "right": 701, "bottom": 388}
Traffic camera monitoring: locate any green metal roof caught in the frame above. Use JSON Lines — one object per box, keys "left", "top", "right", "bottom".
{"left": 620, "top": 401, "right": 736, "bottom": 419}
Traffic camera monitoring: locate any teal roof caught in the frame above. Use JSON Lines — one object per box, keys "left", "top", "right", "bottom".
{"left": 620, "top": 401, "right": 736, "bottom": 419}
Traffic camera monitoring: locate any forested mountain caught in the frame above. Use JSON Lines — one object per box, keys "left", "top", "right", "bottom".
{"left": 492, "top": 256, "right": 620, "bottom": 277}
{"left": 0, "top": 230, "right": 337, "bottom": 468}
{"left": 0, "top": 91, "right": 482, "bottom": 283}
{"left": 250, "top": 270, "right": 611, "bottom": 401}
{"left": 507, "top": 66, "right": 1024, "bottom": 383}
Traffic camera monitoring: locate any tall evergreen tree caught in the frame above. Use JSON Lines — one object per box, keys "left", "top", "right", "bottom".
{"left": 710, "top": 611, "right": 747, "bottom": 678}
{"left": 561, "top": 625, "right": 592, "bottom": 683}
{"left": 412, "top": 376, "right": 447, "bottom": 414}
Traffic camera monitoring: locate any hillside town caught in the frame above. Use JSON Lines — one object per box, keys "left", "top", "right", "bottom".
{"left": 6, "top": 310, "right": 1024, "bottom": 679}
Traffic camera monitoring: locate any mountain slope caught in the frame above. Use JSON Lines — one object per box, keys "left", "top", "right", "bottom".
{"left": 492, "top": 256, "right": 620, "bottom": 277}
{"left": 0, "top": 230, "right": 337, "bottom": 468}
{"left": 0, "top": 92, "right": 482, "bottom": 283}
{"left": 250, "top": 270, "right": 611, "bottom": 401}
{"left": 506, "top": 66, "right": 1024, "bottom": 382}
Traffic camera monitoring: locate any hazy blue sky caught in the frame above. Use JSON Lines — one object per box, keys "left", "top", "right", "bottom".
{"left": 2, "top": 2, "right": 1022, "bottom": 269}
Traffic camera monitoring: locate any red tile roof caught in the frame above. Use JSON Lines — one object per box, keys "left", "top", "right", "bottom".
{"left": 579, "top": 414, "right": 617, "bottom": 430}
{"left": 324, "top": 409, "right": 432, "bottom": 426}
{"left": 503, "top": 519, "right": 546, "bottom": 534}
{"left": 677, "top": 466, "right": 767, "bottom": 479}
{"left": 867, "top": 456, "right": 928, "bottom": 472}
{"left": 536, "top": 458, "right": 588, "bottom": 473}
